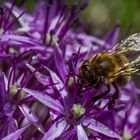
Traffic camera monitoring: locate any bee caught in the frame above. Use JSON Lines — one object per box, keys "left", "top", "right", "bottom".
{"left": 79, "top": 33, "right": 140, "bottom": 108}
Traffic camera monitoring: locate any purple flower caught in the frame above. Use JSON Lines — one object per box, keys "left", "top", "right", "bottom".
{"left": 23, "top": 87, "right": 121, "bottom": 140}
{"left": 4, "top": 0, "right": 88, "bottom": 46}
{"left": 0, "top": 72, "right": 24, "bottom": 138}
{"left": 114, "top": 101, "right": 140, "bottom": 140}
{"left": 0, "top": 0, "right": 140, "bottom": 139}
{"left": 0, "top": 63, "right": 44, "bottom": 139}
{"left": 23, "top": 47, "right": 122, "bottom": 139}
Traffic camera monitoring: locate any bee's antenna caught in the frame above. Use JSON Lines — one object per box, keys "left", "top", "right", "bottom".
{"left": 99, "top": 76, "right": 105, "bottom": 84}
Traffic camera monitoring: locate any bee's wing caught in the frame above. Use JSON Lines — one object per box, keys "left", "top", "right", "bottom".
{"left": 108, "top": 33, "right": 140, "bottom": 54}
{"left": 115, "top": 33, "right": 140, "bottom": 53}
{"left": 115, "top": 33, "right": 140, "bottom": 67}
{"left": 109, "top": 33, "right": 140, "bottom": 80}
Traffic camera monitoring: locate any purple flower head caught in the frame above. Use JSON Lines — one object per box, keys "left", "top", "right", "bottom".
{"left": 114, "top": 101, "right": 140, "bottom": 140}
{"left": 23, "top": 47, "right": 123, "bottom": 139}
{"left": 4, "top": 0, "right": 88, "bottom": 45}
{"left": 0, "top": 0, "right": 140, "bottom": 139}
{"left": 0, "top": 72, "right": 28, "bottom": 139}
{"left": 0, "top": 56, "right": 45, "bottom": 139}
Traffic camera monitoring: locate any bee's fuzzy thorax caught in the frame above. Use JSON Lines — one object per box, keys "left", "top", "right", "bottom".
{"left": 80, "top": 52, "right": 131, "bottom": 86}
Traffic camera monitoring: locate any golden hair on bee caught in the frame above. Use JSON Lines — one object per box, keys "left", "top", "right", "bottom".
{"left": 79, "top": 33, "right": 140, "bottom": 108}
{"left": 79, "top": 33, "right": 140, "bottom": 87}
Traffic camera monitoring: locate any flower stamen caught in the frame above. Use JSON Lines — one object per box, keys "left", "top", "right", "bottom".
{"left": 72, "top": 103, "right": 85, "bottom": 119}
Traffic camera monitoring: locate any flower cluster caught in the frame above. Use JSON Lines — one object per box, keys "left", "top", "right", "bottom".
{"left": 0, "top": 0, "right": 140, "bottom": 140}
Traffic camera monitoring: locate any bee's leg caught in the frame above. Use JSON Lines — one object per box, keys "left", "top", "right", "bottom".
{"left": 77, "top": 77, "right": 84, "bottom": 94}
{"left": 108, "top": 83, "right": 119, "bottom": 109}
{"left": 86, "top": 84, "right": 110, "bottom": 106}
{"left": 92, "top": 84, "right": 110, "bottom": 102}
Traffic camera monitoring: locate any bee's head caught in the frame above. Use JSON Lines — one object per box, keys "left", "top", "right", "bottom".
{"left": 79, "top": 60, "right": 107, "bottom": 87}
{"left": 90, "top": 76, "right": 106, "bottom": 87}
{"left": 99, "top": 76, "right": 107, "bottom": 85}
{"left": 90, "top": 76, "right": 98, "bottom": 86}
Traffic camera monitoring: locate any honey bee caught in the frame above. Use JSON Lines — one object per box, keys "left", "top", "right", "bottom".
{"left": 79, "top": 33, "right": 140, "bottom": 108}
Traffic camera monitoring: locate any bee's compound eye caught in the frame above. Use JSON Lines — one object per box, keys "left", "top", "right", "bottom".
{"left": 100, "top": 76, "right": 105, "bottom": 83}
{"left": 91, "top": 76, "right": 97, "bottom": 85}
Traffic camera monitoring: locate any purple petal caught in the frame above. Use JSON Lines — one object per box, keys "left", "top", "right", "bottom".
{"left": 22, "top": 88, "right": 64, "bottom": 114}
{"left": 26, "top": 64, "right": 50, "bottom": 85}
{"left": 0, "top": 35, "right": 37, "bottom": 45}
{"left": 0, "top": 117, "right": 18, "bottom": 138}
{"left": 82, "top": 118, "right": 122, "bottom": 140}
{"left": 42, "top": 118, "right": 69, "bottom": 140}
{"left": 44, "top": 67, "right": 68, "bottom": 98}
{"left": 5, "top": 2, "right": 33, "bottom": 29}
{"left": 75, "top": 32, "right": 107, "bottom": 47}
{"left": 19, "top": 104, "right": 44, "bottom": 133}
{"left": 0, "top": 73, "right": 6, "bottom": 105}
{"left": 76, "top": 125, "right": 88, "bottom": 140}
{"left": 54, "top": 46, "right": 67, "bottom": 82}
{"left": 0, "top": 54, "right": 14, "bottom": 58}
{"left": 58, "top": 129, "right": 75, "bottom": 140}
{"left": 104, "top": 23, "right": 120, "bottom": 49}
{"left": 2, "top": 124, "right": 30, "bottom": 140}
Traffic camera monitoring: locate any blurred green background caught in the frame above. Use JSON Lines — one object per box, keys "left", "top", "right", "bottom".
{"left": 81, "top": 0, "right": 140, "bottom": 37}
